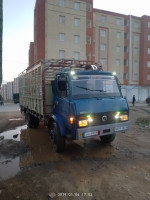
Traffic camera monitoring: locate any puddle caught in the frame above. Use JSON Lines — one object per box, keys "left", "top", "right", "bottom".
{"left": 0, "top": 157, "right": 20, "bottom": 180}
{"left": 0, "top": 124, "right": 115, "bottom": 180}
{"left": 0, "top": 125, "right": 27, "bottom": 141}
{"left": 9, "top": 118, "right": 23, "bottom": 121}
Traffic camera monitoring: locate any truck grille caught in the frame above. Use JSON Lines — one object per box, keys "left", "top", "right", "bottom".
{"left": 92, "top": 112, "right": 116, "bottom": 126}
{"left": 77, "top": 112, "right": 121, "bottom": 127}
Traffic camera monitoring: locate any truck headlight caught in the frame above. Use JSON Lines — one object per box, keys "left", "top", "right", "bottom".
{"left": 79, "top": 120, "right": 88, "bottom": 127}
{"left": 114, "top": 112, "right": 128, "bottom": 121}
{"left": 120, "top": 115, "right": 128, "bottom": 121}
{"left": 78, "top": 114, "right": 93, "bottom": 127}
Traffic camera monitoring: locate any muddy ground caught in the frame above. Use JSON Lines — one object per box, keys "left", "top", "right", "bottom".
{"left": 0, "top": 106, "right": 150, "bottom": 200}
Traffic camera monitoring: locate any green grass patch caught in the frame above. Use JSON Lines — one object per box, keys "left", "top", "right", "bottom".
{"left": 136, "top": 117, "right": 150, "bottom": 126}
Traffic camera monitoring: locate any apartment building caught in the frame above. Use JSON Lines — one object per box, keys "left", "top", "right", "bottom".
{"left": 6, "top": 82, "right": 13, "bottom": 102}
{"left": 1, "top": 83, "right": 7, "bottom": 101}
{"left": 28, "top": 0, "right": 150, "bottom": 89}
{"left": 1, "top": 77, "right": 19, "bottom": 102}
{"left": 13, "top": 77, "right": 19, "bottom": 94}
{"left": 1, "top": 82, "right": 13, "bottom": 102}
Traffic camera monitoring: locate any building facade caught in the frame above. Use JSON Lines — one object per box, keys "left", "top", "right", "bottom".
{"left": 13, "top": 77, "right": 19, "bottom": 94}
{"left": 1, "top": 77, "right": 19, "bottom": 102}
{"left": 28, "top": 0, "right": 150, "bottom": 88}
{"left": 1, "top": 83, "right": 7, "bottom": 101}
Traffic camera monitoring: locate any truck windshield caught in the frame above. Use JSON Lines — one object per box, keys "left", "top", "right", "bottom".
{"left": 71, "top": 75, "right": 121, "bottom": 99}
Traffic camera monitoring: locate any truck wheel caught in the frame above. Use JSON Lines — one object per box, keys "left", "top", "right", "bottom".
{"left": 50, "top": 122, "right": 65, "bottom": 153}
{"left": 33, "top": 117, "right": 39, "bottom": 128}
{"left": 25, "top": 113, "right": 34, "bottom": 128}
{"left": 100, "top": 134, "right": 116, "bottom": 143}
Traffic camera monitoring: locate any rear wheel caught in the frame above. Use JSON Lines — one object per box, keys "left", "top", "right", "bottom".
{"left": 25, "top": 113, "right": 34, "bottom": 128}
{"left": 50, "top": 122, "right": 65, "bottom": 153}
{"left": 100, "top": 134, "right": 116, "bottom": 144}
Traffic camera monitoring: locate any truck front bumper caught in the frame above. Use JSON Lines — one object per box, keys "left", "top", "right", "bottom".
{"left": 76, "top": 121, "right": 129, "bottom": 140}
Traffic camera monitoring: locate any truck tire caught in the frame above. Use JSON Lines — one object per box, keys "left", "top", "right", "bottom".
{"left": 50, "top": 122, "right": 65, "bottom": 153}
{"left": 33, "top": 117, "right": 39, "bottom": 128}
{"left": 25, "top": 113, "right": 34, "bottom": 128}
{"left": 100, "top": 134, "right": 116, "bottom": 143}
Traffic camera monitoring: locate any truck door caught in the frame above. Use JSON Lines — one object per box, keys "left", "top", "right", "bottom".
{"left": 54, "top": 75, "right": 70, "bottom": 127}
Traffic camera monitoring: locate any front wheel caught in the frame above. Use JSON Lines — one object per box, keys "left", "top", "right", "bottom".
{"left": 25, "top": 112, "right": 34, "bottom": 128}
{"left": 50, "top": 122, "right": 65, "bottom": 153}
{"left": 33, "top": 117, "right": 39, "bottom": 128}
{"left": 100, "top": 134, "right": 116, "bottom": 144}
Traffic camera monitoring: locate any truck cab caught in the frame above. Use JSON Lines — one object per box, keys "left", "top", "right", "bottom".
{"left": 50, "top": 66, "right": 129, "bottom": 152}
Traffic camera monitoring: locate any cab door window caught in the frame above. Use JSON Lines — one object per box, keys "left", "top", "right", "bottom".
{"left": 57, "top": 76, "right": 68, "bottom": 98}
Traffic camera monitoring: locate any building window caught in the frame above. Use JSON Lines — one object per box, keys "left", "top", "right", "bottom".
{"left": 86, "top": 36, "right": 91, "bottom": 44}
{"left": 147, "top": 74, "right": 150, "bottom": 80}
{"left": 74, "top": 2, "right": 80, "bottom": 10}
{"left": 148, "top": 22, "right": 150, "bottom": 28}
{"left": 147, "top": 48, "right": 150, "bottom": 54}
{"left": 74, "top": 18, "right": 80, "bottom": 26}
{"left": 100, "top": 29, "right": 106, "bottom": 37}
{"left": 124, "top": 59, "right": 128, "bottom": 66}
{"left": 74, "top": 35, "right": 80, "bottom": 43}
{"left": 59, "top": 50, "right": 65, "bottom": 59}
{"left": 86, "top": 3, "right": 91, "bottom": 12}
{"left": 59, "top": 33, "right": 65, "bottom": 41}
{"left": 100, "top": 44, "right": 106, "bottom": 51}
{"left": 147, "top": 61, "right": 150, "bottom": 67}
{"left": 116, "top": 59, "right": 120, "bottom": 67}
{"left": 59, "top": 0, "right": 65, "bottom": 7}
{"left": 133, "top": 73, "right": 138, "bottom": 81}
{"left": 124, "top": 46, "right": 128, "bottom": 53}
{"left": 134, "top": 22, "right": 139, "bottom": 28}
{"left": 134, "top": 35, "right": 139, "bottom": 41}
{"left": 124, "top": 32, "right": 128, "bottom": 39}
{"left": 100, "top": 58, "right": 106, "bottom": 66}
{"left": 86, "top": 19, "right": 91, "bottom": 28}
{"left": 123, "top": 72, "right": 128, "bottom": 80}
{"left": 133, "top": 61, "right": 138, "bottom": 68}
{"left": 59, "top": 16, "right": 65, "bottom": 24}
{"left": 148, "top": 35, "right": 150, "bottom": 41}
{"left": 124, "top": 19, "right": 128, "bottom": 26}
{"left": 101, "top": 15, "right": 107, "bottom": 23}
{"left": 134, "top": 48, "right": 138, "bottom": 54}
{"left": 116, "top": 46, "right": 121, "bottom": 53}
{"left": 116, "top": 32, "right": 121, "bottom": 39}
{"left": 74, "top": 52, "right": 80, "bottom": 60}
{"left": 116, "top": 18, "right": 121, "bottom": 25}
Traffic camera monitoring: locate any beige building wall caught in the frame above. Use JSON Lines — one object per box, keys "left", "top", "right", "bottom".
{"left": 130, "top": 17, "right": 141, "bottom": 85}
{"left": 7, "top": 82, "right": 13, "bottom": 101}
{"left": 94, "top": 11, "right": 124, "bottom": 83}
{"left": 1, "top": 84, "right": 7, "bottom": 101}
{"left": 13, "top": 77, "right": 19, "bottom": 93}
{"left": 45, "top": 0, "right": 87, "bottom": 60}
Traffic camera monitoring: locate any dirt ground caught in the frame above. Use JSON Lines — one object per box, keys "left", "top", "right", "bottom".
{"left": 0, "top": 106, "right": 150, "bottom": 200}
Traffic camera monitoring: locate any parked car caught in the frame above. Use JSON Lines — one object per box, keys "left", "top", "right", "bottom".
{"left": 146, "top": 96, "right": 150, "bottom": 104}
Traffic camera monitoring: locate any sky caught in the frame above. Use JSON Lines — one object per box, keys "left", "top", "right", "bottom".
{"left": 2, "top": 0, "right": 150, "bottom": 82}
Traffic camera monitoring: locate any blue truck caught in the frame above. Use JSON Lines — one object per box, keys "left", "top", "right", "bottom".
{"left": 19, "top": 59, "right": 129, "bottom": 152}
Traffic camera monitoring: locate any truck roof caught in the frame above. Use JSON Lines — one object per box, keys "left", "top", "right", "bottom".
{"left": 19, "top": 59, "right": 114, "bottom": 82}
{"left": 57, "top": 69, "right": 113, "bottom": 76}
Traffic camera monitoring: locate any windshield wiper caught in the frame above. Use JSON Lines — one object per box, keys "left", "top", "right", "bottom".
{"left": 76, "top": 86, "right": 106, "bottom": 92}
